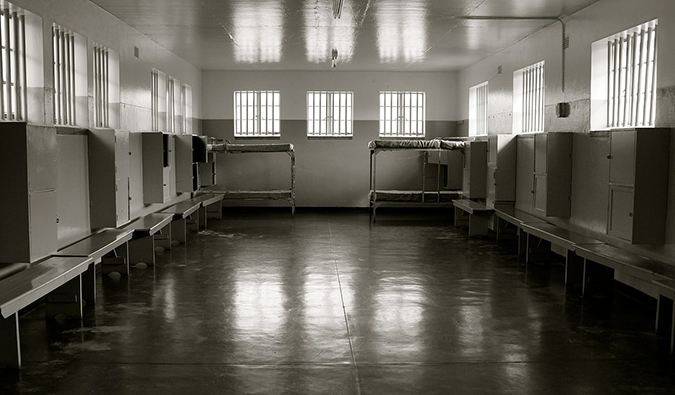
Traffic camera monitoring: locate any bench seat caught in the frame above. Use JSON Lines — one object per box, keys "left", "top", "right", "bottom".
{"left": 0, "top": 256, "right": 94, "bottom": 369}
{"left": 189, "top": 193, "right": 224, "bottom": 229}
{"left": 54, "top": 228, "right": 134, "bottom": 300}
{"left": 121, "top": 213, "right": 174, "bottom": 267}
{"left": 452, "top": 199, "right": 493, "bottom": 237}
{"left": 162, "top": 200, "right": 202, "bottom": 244}
{"left": 493, "top": 208, "right": 547, "bottom": 252}
{"left": 0, "top": 263, "right": 30, "bottom": 281}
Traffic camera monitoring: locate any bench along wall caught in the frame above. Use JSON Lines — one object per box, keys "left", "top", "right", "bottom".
{"left": 202, "top": 71, "right": 460, "bottom": 207}
{"left": 456, "top": 0, "right": 675, "bottom": 262}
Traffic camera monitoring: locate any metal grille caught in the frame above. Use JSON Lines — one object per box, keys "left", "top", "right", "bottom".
{"left": 379, "top": 91, "right": 425, "bottom": 138}
{"left": 52, "top": 25, "right": 76, "bottom": 125}
{"left": 166, "top": 76, "right": 175, "bottom": 133}
{"left": 521, "top": 61, "right": 545, "bottom": 133}
{"left": 607, "top": 20, "right": 657, "bottom": 128}
{"left": 234, "top": 90, "right": 280, "bottom": 137}
{"left": 0, "top": 8, "right": 26, "bottom": 121}
{"left": 307, "top": 91, "right": 353, "bottom": 137}
{"left": 93, "top": 43, "right": 109, "bottom": 127}
{"left": 151, "top": 69, "right": 159, "bottom": 131}
{"left": 469, "top": 82, "right": 488, "bottom": 136}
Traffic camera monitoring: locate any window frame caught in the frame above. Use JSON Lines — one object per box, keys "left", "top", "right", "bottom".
{"left": 233, "top": 90, "right": 281, "bottom": 138}
{"left": 379, "top": 91, "right": 426, "bottom": 138}
{"left": 306, "top": 90, "right": 353, "bottom": 138}
{"left": 469, "top": 81, "right": 488, "bottom": 136}
{"left": 513, "top": 61, "right": 545, "bottom": 134}
{"left": 0, "top": 7, "right": 26, "bottom": 121}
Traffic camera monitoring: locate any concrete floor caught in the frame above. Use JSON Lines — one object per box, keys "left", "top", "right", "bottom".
{"left": 1, "top": 208, "right": 675, "bottom": 394}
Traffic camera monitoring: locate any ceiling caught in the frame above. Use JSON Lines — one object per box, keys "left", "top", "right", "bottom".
{"left": 89, "top": 0, "right": 600, "bottom": 72}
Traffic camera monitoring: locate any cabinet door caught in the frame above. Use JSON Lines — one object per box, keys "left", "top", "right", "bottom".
{"left": 487, "top": 166, "right": 496, "bottom": 203}
{"left": 29, "top": 191, "right": 58, "bottom": 261}
{"left": 533, "top": 174, "right": 547, "bottom": 214}
{"left": 488, "top": 135, "right": 498, "bottom": 166}
{"left": 515, "top": 136, "right": 535, "bottom": 212}
{"left": 27, "top": 126, "right": 57, "bottom": 191}
{"left": 534, "top": 133, "right": 547, "bottom": 174}
{"left": 609, "top": 130, "right": 635, "bottom": 185}
{"left": 462, "top": 169, "right": 471, "bottom": 197}
{"left": 115, "top": 131, "right": 130, "bottom": 225}
{"left": 608, "top": 185, "right": 634, "bottom": 240}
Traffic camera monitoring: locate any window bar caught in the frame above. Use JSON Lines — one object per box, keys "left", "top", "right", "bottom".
{"left": 104, "top": 49, "right": 109, "bottom": 127}
{"left": 0, "top": 11, "right": 4, "bottom": 120}
{"left": 60, "top": 30, "right": 67, "bottom": 124}
{"left": 539, "top": 63, "right": 544, "bottom": 131}
{"left": 9, "top": 11, "right": 16, "bottom": 120}
{"left": 52, "top": 27, "right": 58, "bottom": 124}
{"left": 628, "top": 31, "right": 637, "bottom": 126}
{"left": 647, "top": 26, "right": 657, "bottom": 126}
{"left": 68, "top": 33, "right": 75, "bottom": 124}
{"left": 634, "top": 30, "right": 644, "bottom": 126}
{"left": 606, "top": 40, "right": 612, "bottom": 128}
{"left": 642, "top": 29, "right": 651, "bottom": 127}
{"left": 612, "top": 38, "right": 620, "bottom": 128}
{"left": 4, "top": 10, "right": 12, "bottom": 120}
{"left": 622, "top": 35, "right": 631, "bottom": 127}
{"left": 96, "top": 47, "right": 101, "bottom": 126}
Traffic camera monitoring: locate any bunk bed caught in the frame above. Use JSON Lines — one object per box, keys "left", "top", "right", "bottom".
{"left": 207, "top": 140, "right": 296, "bottom": 215}
{"left": 368, "top": 138, "right": 466, "bottom": 222}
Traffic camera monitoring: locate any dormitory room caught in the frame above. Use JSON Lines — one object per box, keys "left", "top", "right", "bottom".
{"left": 1, "top": 0, "right": 675, "bottom": 393}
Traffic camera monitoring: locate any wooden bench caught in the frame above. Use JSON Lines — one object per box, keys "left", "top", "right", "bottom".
{"left": 120, "top": 213, "right": 174, "bottom": 267}
{"left": 54, "top": 228, "right": 134, "bottom": 303}
{"left": 452, "top": 199, "right": 493, "bottom": 237}
{"left": 0, "top": 263, "right": 30, "bottom": 281}
{"left": 654, "top": 279, "right": 675, "bottom": 355}
{"left": 0, "top": 255, "right": 94, "bottom": 369}
{"left": 493, "top": 208, "right": 547, "bottom": 254}
{"left": 162, "top": 200, "right": 202, "bottom": 244}
{"left": 189, "top": 194, "right": 224, "bottom": 229}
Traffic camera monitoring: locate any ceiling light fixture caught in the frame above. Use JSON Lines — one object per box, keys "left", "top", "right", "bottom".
{"left": 333, "top": 0, "right": 344, "bottom": 19}
{"left": 331, "top": 49, "right": 339, "bottom": 68}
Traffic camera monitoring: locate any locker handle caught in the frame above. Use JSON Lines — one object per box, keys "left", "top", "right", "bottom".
{"left": 607, "top": 155, "right": 612, "bottom": 159}
{"left": 629, "top": 213, "right": 633, "bottom": 217}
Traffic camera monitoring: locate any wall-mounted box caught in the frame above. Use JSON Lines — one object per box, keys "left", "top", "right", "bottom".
{"left": 88, "top": 128, "right": 130, "bottom": 229}
{"left": 0, "top": 123, "right": 58, "bottom": 262}
{"left": 141, "top": 132, "right": 173, "bottom": 203}
{"left": 532, "top": 132, "right": 573, "bottom": 218}
{"left": 606, "top": 128, "right": 670, "bottom": 244}
{"left": 192, "top": 135, "right": 208, "bottom": 163}
{"left": 486, "top": 134, "right": 516, "bottom": 208}
{"left": 462, "top": 140, "right": 487, "bottom": 199}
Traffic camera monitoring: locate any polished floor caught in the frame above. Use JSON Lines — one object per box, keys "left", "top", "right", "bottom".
{"left": 1, "top": 208, "right": 675, "bottom": 394}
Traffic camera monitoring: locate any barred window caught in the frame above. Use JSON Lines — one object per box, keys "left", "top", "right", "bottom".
{"left": 307, "top": 91, "right": 353, "bottom": 137}
{"left": 182, "top": 83, "right": 192, "bottom": 134}
{"left": 166, "top": 76, "right": 175, "bottom": 133}
{"left": 592, "top": 20, "right": 657, "bottom": 129}
{"left": 513, "top": 61, "right": 545, "bottom": 133}
{"left": 234, "top": 90, "right": 280, "bottom": 137}
{"left": 379, "top": 91, "right": 425, "bottom": 138}
{"left": 0, "top": 8, "right": 26, "bottom": 121}
{"left": 151, "top": 69, "right": 160, "bottom": 131}
{"left": 93, "top": 43, "right": 109, "bottom": 127}
{"left": 469, "top": 82, "right": 488, "bottom": 136}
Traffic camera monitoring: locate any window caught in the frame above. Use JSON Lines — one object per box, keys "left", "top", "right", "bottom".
{"left": 591, "top": 20, "right": 657, "bottom": 129}
{"left": 234, "top": 90, "right": 280, "bottom": 137}
{"left": 52, "top": 24, "right": 86, "bottom": 126}
{"left": 92, "top": 43, "right": 121, "bottom": 128}
{"left": 307, "top": 91, "right": 353, "bottom": 137}
{"left": 166, "top": 76, "right": 175, "bottom": 133}
{"left": 0, "top": 7, "right": 26, "bottom": 121}
{"left": 469, "top": 82, "right": 488, "bottom": 136}
{"left": 151, "top": 69, "right": 160, "bottom": 131}
{"left": 182, "top": 83, "right": 192, "bottom": 134}
{"left": 379, "top": 91, "right": 425, "bottom": 138}
{"left": 513, "top": 61, "right": 545, "bottom": 133}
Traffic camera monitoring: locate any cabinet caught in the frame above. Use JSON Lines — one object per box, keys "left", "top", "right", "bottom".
{"left": 198, "top": 151, "right": 217, "bottom": 188}
{"left": 607, "top": 128, "right": 670, "bottom": 244}
{"left": 88, "top": 129, "right": 130, "bottom": 229}
{"left": 532, "top": 132, "right": 573, "bottom": 217}
{"left": 486, "top": 134, "right": 516, "bottom": 208}
{"left": 141, "top": 132, "right": 173, "bottom": 203}
{"left": 0, "top": 123, "right": 58, "bottom": 262}
{"left": 462, "top": 140, "right": 487, "bottom": 199}
{"left": 175, "top": 134, "right": 197, "bottom": 193}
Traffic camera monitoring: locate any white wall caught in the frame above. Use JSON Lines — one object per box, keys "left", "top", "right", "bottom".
{"left": 203, "top": 71, "right": 458, "bottom": 121}
{"left": 9, "top": 0, "right": 202, "bottom": 131}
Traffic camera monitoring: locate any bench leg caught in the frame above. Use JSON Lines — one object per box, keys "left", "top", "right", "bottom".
{"left": 565, "top": 250, "right": 584, "bottom": 293}
{"left": 454, "top": 207, "right": 469, "bottom": 228}
{"left": 171, "top": 218, "right": 187, "bottom": 244}
{"left": 199, "top": 207, "right": 207, "bottom": 230}
{"left": 128, "top": 236, "right": 156, "bottom": 266}
{"left": 517, "top": 228, "right": 527, "bottom": 257}
{"left": 154, "top": 225, "right": 172, "bottom": 251}
{"left": 186, "top": 214, "right": 199, "bottom": 233}
{"left": 0, "top": 314, "right": 21, "bottom": 369}
{"left": 495, "top": 218, "right": 517, "bottom": 242}
{"left": 206, "top": 202, "right": 222, "bottom": 220}
{"left": 656, "top": 295, "right": 674, "bottom": 355}
{"left": 82, "top": 260, "right": 98, "bottom": 305}
{"left": 468, "top": 214, "right": 489, "bottom": 237}
{"left": 525, "top": 233, "right": 550, "bottom": 264}
{"left": 102, "top": 244, "right": 129, "bottom": 276}
{"left": 45, "top": 274, "right": 83, "bottom": 320}
{"left": 582, "top": 258, "right": 614, "bottom": 298}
